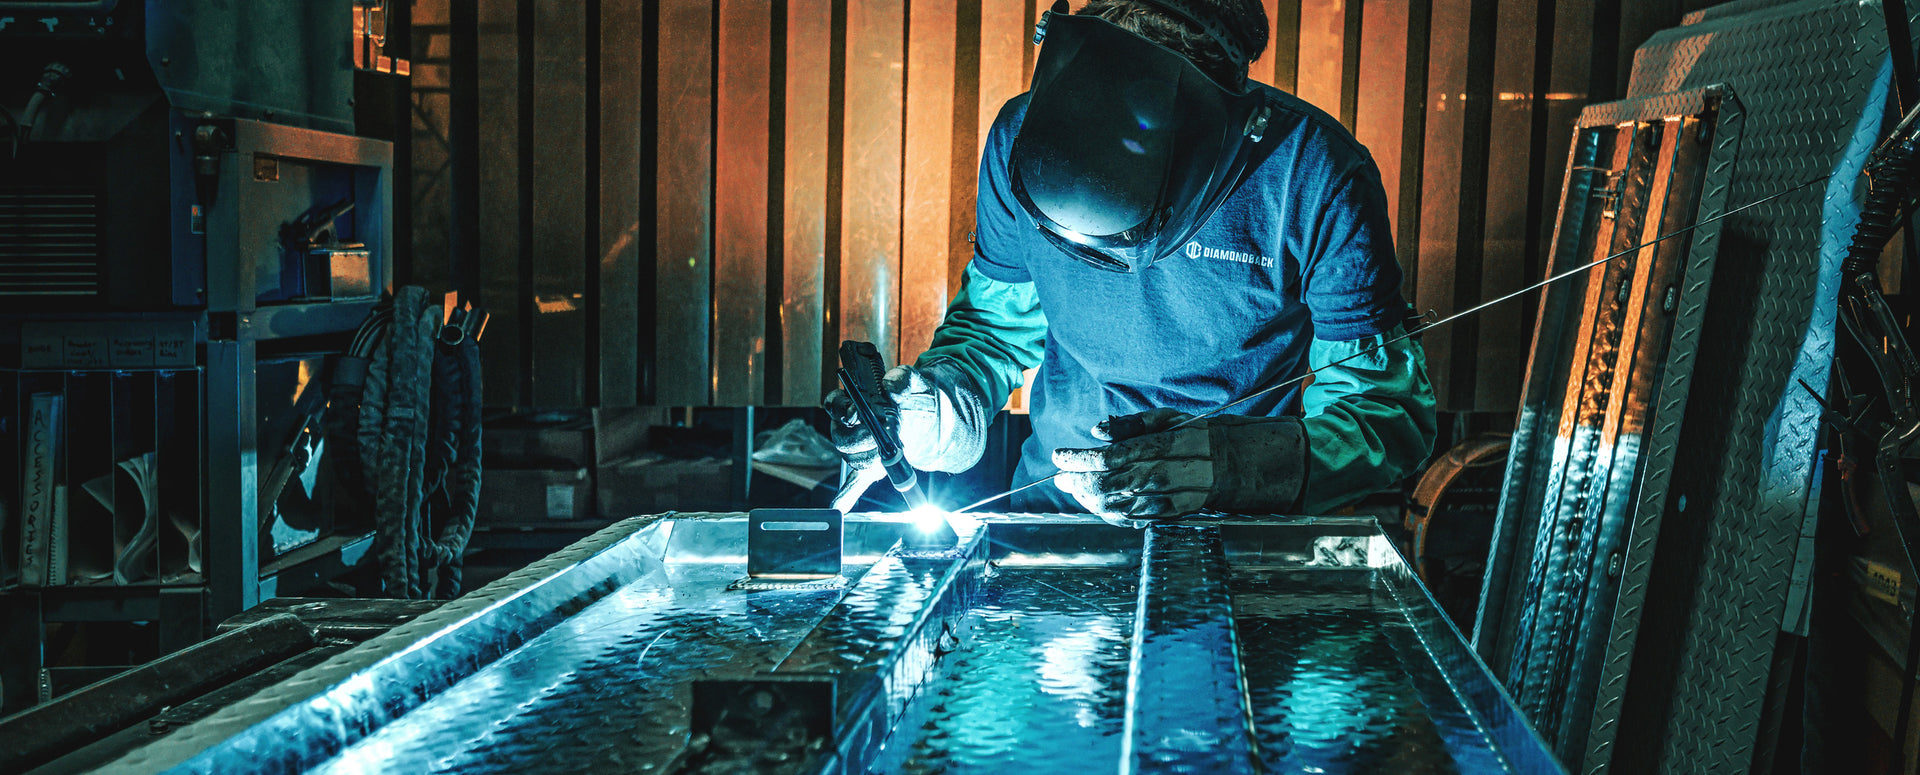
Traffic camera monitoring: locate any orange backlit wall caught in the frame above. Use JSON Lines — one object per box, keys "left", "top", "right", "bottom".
{"left": 407, "top": 0, "right": 1720, "bottom": 410}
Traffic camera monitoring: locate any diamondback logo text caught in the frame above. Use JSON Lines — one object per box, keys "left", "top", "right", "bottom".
{"left": 1184, "top": 241, "right": 1275, "bottom": 268}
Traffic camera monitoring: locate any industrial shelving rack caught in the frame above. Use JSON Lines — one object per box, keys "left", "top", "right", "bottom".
{"left": 0, "top": 120, "right": 392, "bottom": 713}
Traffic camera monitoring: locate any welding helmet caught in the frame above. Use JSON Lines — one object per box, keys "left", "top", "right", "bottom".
{"left": 1009, "top": 3, "right": 1273, "bottom": 273}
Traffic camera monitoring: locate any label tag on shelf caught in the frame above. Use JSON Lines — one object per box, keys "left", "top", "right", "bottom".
{"left": 545, "top": 484, "right": 575, "bottom": 520}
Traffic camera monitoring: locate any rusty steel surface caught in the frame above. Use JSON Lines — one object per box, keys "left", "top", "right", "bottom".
{"left": 1472, "top": 0, "right": 1541, "bottom": 411}
{"left": 1413, "top": 0, "right": 1479, "bottom": 412}
{"left": 903, "top": 0, "right": 960, "bottom": 364}
{"left": 1354, "top": 0, "right": 1410, "bottom": 233}
{"left": 1247, "top": 0, "right": 1284, "bottom": 85}
{"left": 449, "top": 0, "right": 1645, "bottom": 409}
{"left": 977, "top": 0, "right": 1028, "bottom": 162}
{"left": 1295, "top": 0, "right": 1347, "bottom": 120}
{"left": 108, "top": 515, "right": 1563, "bottom": 774}
{"left": 1271, "top": 0, "right": 1302, "bottom": 93}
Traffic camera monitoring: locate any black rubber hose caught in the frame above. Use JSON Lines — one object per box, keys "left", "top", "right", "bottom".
{"left": 1844, "top": 136, "right": 1918, "bottom": 279}
{"left": 17, "top": 62, "right": 69, "bottom": 143}
{"left": 1840, "top": 109, "right": 1920, "bottom": 771}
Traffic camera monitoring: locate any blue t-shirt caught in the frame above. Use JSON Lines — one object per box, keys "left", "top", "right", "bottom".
{"left": 972, "top": 88, "right": 1407, "bottom": 511}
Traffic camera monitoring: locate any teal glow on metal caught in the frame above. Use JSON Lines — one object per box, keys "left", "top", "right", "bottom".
{"left": 113, "top": 514, "right": 1561, "bottom": 774}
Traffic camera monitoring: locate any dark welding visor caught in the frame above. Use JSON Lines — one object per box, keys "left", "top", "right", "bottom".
{"left": 1009, "top": 11, "right": 1272, "bottom": 274}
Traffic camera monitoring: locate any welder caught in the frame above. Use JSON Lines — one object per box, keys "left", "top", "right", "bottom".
{"left": 826, "top": 0, "right": 1436, "bottom": 518}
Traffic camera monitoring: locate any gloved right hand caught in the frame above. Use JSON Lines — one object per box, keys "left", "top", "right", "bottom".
{"left": 823, "top": 359, "right": 993, "bottom": 512}
{"left": 1052, "top": 407, "right": 1306, "bottom": 522}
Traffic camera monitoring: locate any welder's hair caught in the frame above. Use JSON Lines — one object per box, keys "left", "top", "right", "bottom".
{"left": 1076, "top": 0, "right": 1269, "bottom": 86}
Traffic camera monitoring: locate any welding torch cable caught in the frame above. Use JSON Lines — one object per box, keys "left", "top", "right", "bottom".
{"left": 950, "top": 172, "right": 1832, "bottom": 515}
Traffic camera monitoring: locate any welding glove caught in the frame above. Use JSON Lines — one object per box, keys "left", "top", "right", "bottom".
{"left": 1052, "top": 408, "right": 1306, "bottom": 521}
{"left": 825, "top": 359, "right": 994, "bottom": 512}
{"left": 1053, "top": 325, "right": 1437, "bottom": 521}
{"left": 823, "top": 264, "right": 1047, "bottom": 511}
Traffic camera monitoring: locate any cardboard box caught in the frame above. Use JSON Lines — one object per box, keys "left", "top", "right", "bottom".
{"left": 591, "top": 408, "right": 653, "bottom": 464}
{"left": 477, "top": 467, "right": 595, "bottom": 524}
{"left": 483, "top": 408, "right": 654, "bottom": 469}
{"left": 485, "top": 415, "right": 592, "bottom": 468}
{"left": 596, "top": 456, "right": 735, "bottom": 517}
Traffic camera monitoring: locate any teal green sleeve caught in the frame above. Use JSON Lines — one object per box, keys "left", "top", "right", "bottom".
{"left": 1297, "top": 326, "right": 1439, "bottom": 514}
{"left": 914, "top": 262, "right": 1048, "bottom": 408}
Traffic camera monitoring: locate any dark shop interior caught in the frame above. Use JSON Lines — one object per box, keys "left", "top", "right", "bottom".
{"left": 3, "top": 0, "right": 1920, "bottom": 772}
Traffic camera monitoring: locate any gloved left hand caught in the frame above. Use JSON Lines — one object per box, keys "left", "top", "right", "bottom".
{"left": 1052, "top": 408, "right": 1307, "bottom": 520}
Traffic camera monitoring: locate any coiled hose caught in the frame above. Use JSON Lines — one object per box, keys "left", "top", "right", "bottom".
{"left": 1836, "top": 100, "right": 1920, "bottom": 766}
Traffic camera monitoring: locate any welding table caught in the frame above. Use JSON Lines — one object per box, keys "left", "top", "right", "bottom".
{"left": 85, "top": 513, "right": 1562, "bottom": 773}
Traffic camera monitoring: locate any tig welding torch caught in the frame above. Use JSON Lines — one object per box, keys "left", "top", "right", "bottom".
{"left": 836, "top": 340, "right": 931, "bottom": 511}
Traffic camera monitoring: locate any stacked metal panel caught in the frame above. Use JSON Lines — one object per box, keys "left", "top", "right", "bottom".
{"left": 1477, "top": 1, "right": 1908, "bottom": 771}
{"left": 1479, "top": 85, "right": 1742, "bottom": 765}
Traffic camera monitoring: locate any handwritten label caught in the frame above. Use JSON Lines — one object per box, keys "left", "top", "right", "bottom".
{"left": 155, "top": 324, "right": 192, "bottom": 366}
{"left": 112, "top": 334, "right": 155, "bottom": 367}
{"left": 20, "top": 329, "right": 61, "bottom": 368}
{"left": 62, "top": 330, "right": 106, "bottom": 368}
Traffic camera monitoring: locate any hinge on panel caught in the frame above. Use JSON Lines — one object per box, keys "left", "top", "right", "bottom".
{"left": 1576, "top": 166, "right": 1626, "bottom": 219}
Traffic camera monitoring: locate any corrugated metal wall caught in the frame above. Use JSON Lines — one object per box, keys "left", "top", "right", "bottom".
{"left": 408, "top": 0, "right": 1719, "bottom": 411}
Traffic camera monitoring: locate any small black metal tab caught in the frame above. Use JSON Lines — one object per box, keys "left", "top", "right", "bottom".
{"left": 747, "top": 508, "right": 843, "bottom": 578}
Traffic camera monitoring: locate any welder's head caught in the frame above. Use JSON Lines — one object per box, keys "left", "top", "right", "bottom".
{"left": 1010, "top": 0, "right": 1274, "bottom": 273}
{"left": 1079, "top": 0, "right": 1269, "bottom": 87}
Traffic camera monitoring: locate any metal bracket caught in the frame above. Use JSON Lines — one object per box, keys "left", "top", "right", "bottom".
{"left": 746, "top": 508, "right": 843, "bottom": 579}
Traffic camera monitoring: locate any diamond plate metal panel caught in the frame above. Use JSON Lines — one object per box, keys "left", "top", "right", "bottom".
{"left": 1579, "top": 93, "right": 1746, "bottom": 775}
{"left": 1606, "top": 2, "right": 1899, "bottom": 772}
{"left": 1678, "top": 0, "right": 1809, "bottom": 27}
{"left": 1480, "top": 93, "right": 1727, "bottom": 766}
{"left": 1574, "top": 88, "right": 1719, "bottom": 127}
{"left": 1480, "top": 1, "right": 1908, "bottom": 773}
{"left": 1503, "top": 117, "right": 1668, "bottom": 739}
{"left": 1475, "top": 128, "right": 1608, "bottom": 671}
{"left": 105, "top": 515, "right": 1563, "bottom": 773}
{"left": 1124, "top": 525, "right": 1259, "bottom": 773}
